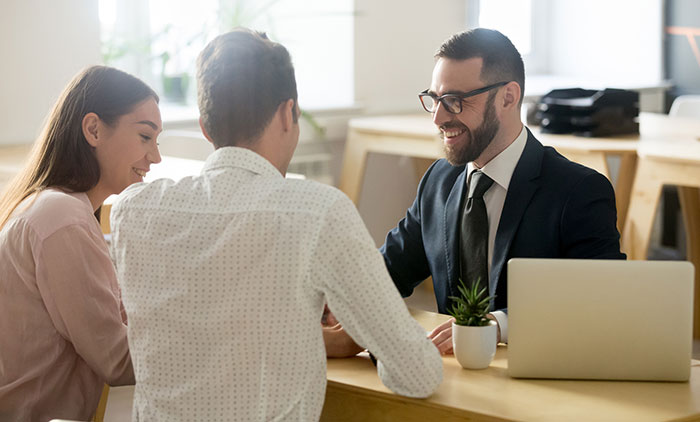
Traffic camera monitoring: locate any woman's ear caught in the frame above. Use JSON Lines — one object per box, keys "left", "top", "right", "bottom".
{"left": 82, "top": 113, "right": 101, "bottom": 147}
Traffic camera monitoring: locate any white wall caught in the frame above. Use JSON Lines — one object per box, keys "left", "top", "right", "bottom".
{"left": 354, "top": 0, "right": 468, "bottom": 115}
{"left": 547, "top": 0, "right": 663, "bottom": 84}
{"left": 0, "top": 0, "right": 101, "bottom": 145}
{"left": 353, "top": 0, "right": 469, "bottom": 244}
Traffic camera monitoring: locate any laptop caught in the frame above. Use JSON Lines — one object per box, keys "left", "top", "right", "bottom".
{"left": 507, "top": 258, "right": 694, "bottom": 381}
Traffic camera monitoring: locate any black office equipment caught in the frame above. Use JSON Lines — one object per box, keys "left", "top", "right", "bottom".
{"left": 536, "top": 88, "right": 639, "bottom": 137}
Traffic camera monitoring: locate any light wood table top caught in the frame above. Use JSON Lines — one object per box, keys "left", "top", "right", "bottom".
{"left": 636, "top": 139, "right": 700, "bottom": 164}
{"left": 323, "top": 309, "right": 700, "bottom": 422}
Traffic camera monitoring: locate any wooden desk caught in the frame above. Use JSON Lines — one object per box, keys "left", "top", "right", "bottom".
{"left": 622, "top": 141, "right": 700, "bottom": 338}
{"left": 339, "top": 114, "right": 638, "bottom": 231}
{"left": 322, "top": 309, "right": 700, "bottom": 422}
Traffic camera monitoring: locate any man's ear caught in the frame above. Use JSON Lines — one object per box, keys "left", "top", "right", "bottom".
{"left": 199, "top": 117, "right": 216, "bottom": 146}
{"left": 501, "top": 81, "right": 521, "bottom": 110}
{"left": 279, "top": 99, "right": 296, "bottom": 132}
{"left": 82, "top": 113, "right": 101, "bottom": 147}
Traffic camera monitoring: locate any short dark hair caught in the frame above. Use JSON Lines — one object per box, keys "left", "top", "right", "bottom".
{"left": 436, "top": 28, "right": 525, "bottom": 105}
{"left": 196, "top": 28, "right": 298, "bottom": 148}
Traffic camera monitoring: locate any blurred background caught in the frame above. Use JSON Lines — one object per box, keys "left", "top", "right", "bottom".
{"left": 1, "top": 0, "right": 699, "bottom": 245}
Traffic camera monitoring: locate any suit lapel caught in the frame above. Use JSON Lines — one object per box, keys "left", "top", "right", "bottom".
{"left": 490, "top": 130, "right": 544, "bottom": 296}
{"left": 443, "top": 167, "right": 467, "bottom": 299}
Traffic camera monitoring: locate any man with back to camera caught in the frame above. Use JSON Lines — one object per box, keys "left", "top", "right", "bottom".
{"left": 329, "top": 28, "right": 625, "bottom": 356}
{"left": 110, "top": 28, "right": 442, "bottom": 421}
{"left": 384, "top": 28, "right": 626, "bottom": 352}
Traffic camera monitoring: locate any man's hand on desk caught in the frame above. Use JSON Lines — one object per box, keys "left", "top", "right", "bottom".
{"left": 428, "top": 318, "right": 455, "bottom": 355}
{"left": 323, "top": 324, "right": 364, "bottom": 358}
{"left": 428, "top": 314, "right": 502, "bottom": 355}
{"left": 322, "top": 306, "right": 364, "bottom": 358}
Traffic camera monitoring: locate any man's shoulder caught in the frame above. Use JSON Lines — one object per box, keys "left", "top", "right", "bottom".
{"left": 540, "top": 145, "right": 605, "bottom": 185}
{"left": 414, "top": 159, "right": 465, "bottom": 192}
{"left": 413, "top": 159, "right": 465, "bottom": 203}
{"left": 123, "top": 176, "right": 351, "bottom": 220}
{"left": 426, "top": 158, "right": 464, "bottom": 180}
{"left": 278, "top": 178, "right": 352, "bottom": 211}
{"left": 112, "top": 178, "right": 177, "bottom": 212}
{"left": 524, "top": 132, "right": 604, "bottom": 186}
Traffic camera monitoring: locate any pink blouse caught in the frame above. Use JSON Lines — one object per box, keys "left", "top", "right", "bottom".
{"left": 0, "top": 189, "right": 133, "bottom": 421}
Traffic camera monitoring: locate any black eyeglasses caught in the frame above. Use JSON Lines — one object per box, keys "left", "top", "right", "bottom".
{"left": 418, "top": 81, "right": 509, "bottom": 114}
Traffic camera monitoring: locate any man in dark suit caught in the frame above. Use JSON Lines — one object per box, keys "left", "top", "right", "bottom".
{"left": 380, "top": 28, "right": 625, "bottom": 354}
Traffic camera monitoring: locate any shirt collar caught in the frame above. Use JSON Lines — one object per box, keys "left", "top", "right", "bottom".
{"left": 202, "top": 146, "right": 283, "bottom": 179}
{"left": 467, "top": 125, "right": 527, "bottom": 191}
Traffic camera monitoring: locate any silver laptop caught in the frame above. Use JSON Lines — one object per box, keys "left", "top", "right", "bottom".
{"left": 507, "top": 258, "right": 694, "bottom": 381}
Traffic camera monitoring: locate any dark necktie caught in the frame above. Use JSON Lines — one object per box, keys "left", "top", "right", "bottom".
{"left": 459, "top": 170, "right": 494, "bottom": 290}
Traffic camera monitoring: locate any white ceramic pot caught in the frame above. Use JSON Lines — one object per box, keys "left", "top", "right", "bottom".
{"left": 452, "top": 320, "right": 498, "bottom": 369}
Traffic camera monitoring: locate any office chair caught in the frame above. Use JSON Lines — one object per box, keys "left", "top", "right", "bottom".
{"left": 669, "top": 95, "right": 700, "bottom": 118}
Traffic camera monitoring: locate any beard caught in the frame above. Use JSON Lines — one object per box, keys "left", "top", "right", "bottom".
{"left": 442, "top": 93, "right": 500, "bottom": 166}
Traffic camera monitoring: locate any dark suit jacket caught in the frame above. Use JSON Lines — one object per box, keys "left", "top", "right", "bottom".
{"left": 380, "top": 128, "right": 626, "bottom": 314}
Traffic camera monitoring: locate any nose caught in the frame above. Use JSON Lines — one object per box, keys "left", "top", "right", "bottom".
{"left": 432, "top": 100, "right": 450, "bottom": 127}
{"left": 148, "top": 138, "right": 162, "bottom": 164}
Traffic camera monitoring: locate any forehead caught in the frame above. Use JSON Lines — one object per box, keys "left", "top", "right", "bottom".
{"left": 125, "top": 97, "right": 163, "bottom": 130}
{"left": 430, "top": 57, "right": 485, "bottom": 95}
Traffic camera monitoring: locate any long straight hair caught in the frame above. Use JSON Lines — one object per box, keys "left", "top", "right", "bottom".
{"left": 0, "top": 66, "right": 158, "bottom": 230}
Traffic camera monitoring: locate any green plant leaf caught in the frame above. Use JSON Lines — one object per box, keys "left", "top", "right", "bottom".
{"left": 447, "top": 277, "right": 496, "bottom": 327}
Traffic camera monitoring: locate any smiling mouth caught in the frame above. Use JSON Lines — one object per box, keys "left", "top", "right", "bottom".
{"left": 440, "top": 123, "right": 469, "bottom": 142}
{"left": 133, "top": 168, "right": 147, "bottom": 178}
{"left": 442, "top": 128, "right": 466, "bottom": 138}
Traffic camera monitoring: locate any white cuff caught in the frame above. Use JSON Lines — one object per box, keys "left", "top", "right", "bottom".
{"left": 490, "top": 311, "right": 508, "bottom": 344}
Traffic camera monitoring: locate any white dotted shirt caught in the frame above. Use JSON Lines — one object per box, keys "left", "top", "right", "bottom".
{"left": 110, "top": 147, "right": 442, "bottom": 421}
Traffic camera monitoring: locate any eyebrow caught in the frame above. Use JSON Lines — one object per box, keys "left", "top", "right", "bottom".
{"left": 135, "top": 120, "right": 160, "bottom": 131}
{"left": 442, "top": 90, "right": 471, "bottom": 96}
{"left": 426, "top": 90, "right": 470, "bottom": 97}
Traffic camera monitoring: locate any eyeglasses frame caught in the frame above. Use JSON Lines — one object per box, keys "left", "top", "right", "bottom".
{"left": 418, "top": 81, "right": 510, "bottom": 114}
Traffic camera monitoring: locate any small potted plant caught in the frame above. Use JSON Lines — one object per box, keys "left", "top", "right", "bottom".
{"left": 448, "top": 278, "right": 498, "bottom": 369}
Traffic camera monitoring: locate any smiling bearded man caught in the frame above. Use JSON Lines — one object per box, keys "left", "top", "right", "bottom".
{"left": 373, "top": 27, "right": 627, "bottom": 355}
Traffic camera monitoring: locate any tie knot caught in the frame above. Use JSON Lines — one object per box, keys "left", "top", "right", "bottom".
{"left": 468, "top": 171, "right": 494, "bottom": 199}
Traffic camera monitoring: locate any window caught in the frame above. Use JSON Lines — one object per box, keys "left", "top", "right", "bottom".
{"left": 466, "top": 0, "right": 549, "bottom": 75}
{"left": 99, "top": 0, "right": 354, "bottom": 110}
{"left": 478, "top": 0, "right": 533, "bottom": 55}
{"left": 466, "top": 0, "right": 663, "bottom": 89}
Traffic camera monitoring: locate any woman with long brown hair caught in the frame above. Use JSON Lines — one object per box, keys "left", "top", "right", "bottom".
{"left": 0, "top": 65, "right": 162, "bottom": 421}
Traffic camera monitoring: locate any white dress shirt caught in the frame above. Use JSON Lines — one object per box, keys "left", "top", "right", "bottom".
{"left": 466, "top": 125, "right": 528, "bottom": 342}
{"left": 110, "top": 147, "right": 442, "bottom": 421}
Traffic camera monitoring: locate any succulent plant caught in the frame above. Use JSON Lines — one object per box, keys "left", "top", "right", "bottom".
{"left": 447, "top": 278, "right": 494, "bottom": 327}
